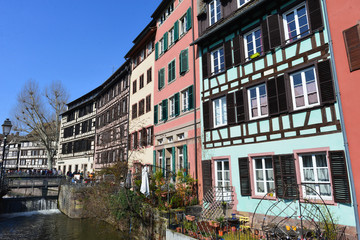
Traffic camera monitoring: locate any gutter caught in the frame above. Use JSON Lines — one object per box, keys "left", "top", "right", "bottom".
{"left": 323, "top": 0, "right": 360, "bottom": 238}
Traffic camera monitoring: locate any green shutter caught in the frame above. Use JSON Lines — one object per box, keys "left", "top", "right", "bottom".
{"left": 183, "top": 144, "right": 188, "bottom": 176}
{"left": 172, "top": 147, "right": 176, "bottom": 181}
{"left": 188, "top": 85, "right": 194, "bottom": 110}
{"left": 155, "top": 42, "right": 159, "bottom": 60}
{"left": 154, "top": 105, "right": 158, "bottom": 124}
{"left": 164, "top": 32, "right": 168, "bottom": 52}
{"left": 174, "top": 21, "right": 179, "bottom": 42}
{"left": 153, "top": 150, "right": 156, "bottom": 174}
{"left": 162, "top": 99, "right": 168, "bottom": 121}
{"left": 174, "top": 92, "right": 180, "bottom": 116}
{"left": 161, "top": 68, "right": 165, "bottom": 89}
{"left": 162, "top": 149, "right": 165, "bottom": 176}
{"left": 180, "top": 49, "right": 188, "bottom": 74}
{"left": 158, "top": 70, "right": 161, "bottom": 90}
{"left": 186, "top": 7, "right": 192, "bottom": 31}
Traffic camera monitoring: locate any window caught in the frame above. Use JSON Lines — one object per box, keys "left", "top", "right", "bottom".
{"left": 147, "top": 68, "right": 152, "bottom": 83}
{"left": 147, "top": 41, "right": 153, "bottom": 55}
{"left": 146, "top": 95, "right": 151, "bottom": 113}
{"left": 283, "top": 3, "right": 310, "bottom": 43}
{"left": 238, "top": 0, "right": 250, "bottom": 8}
{"left": 167, "top": 136, "right": 173, "bottom": 143}
{"left": 159, "top": 103, "right": 163, "bottom": 121}
{"left": 178, "top": 147, "right": 184, "bottom": 170}
{"left": 299, "top": 153, "right": 331, "bottom": 200}
{"left": 253, "top": 157, "right": 275, "bottom": 195}
{"left": 139, "top": 74, "right": 144, "bottom": 89}
{"left": 158, "top": 68, "right": 165, "bottom": 90}
{"left": 247, "top": 84, "right": 268, "bottom": 120}
{"left": 169, "top": 97, "right": 175, "bottom": 117}
{"left": 132, "top": 103, "right": 137, "bottom": 119}
{"left": 179, "top": 15, "right": 187, "bottom": 36}
{"left": 133, "top": 80, "right": 137, "bottom": 94}
{"left": 179, "top": 49, "right": 189, "bottom": 74}
{"left": 211, "top": 47, "right": 225, "bottom": 75}
{"left": 159, "top": 38, "right": 165, "bottom": 54}
{"left": 139, "top": 99, "right": 145, "bottom": 116}
{"left": 290, "top": 67, "right": 319, "bottom": 110}
{"left": 244, "top": 28, "right": 262, "bottom": 60}
{"left": 169, "top": 28, "right": 175, "bottom": 46}
{"left": 158, "top": 150, "right": 163, "bottom": 170}
{"left": 168, "top": 59, "right": 176, "bottom": 82}
{"left": 181, "top": 90, "right": 189, "bottom": 112}
{"left": 177, "top": 133, "right": 185, "bottom": 140}
{"left": 215, "top": 159, "right": 231, "bottom": 201}
{"left": 213, "top": 96, "right": 227, "bottom": 127}
{"left": 132, "top": 132, "right": 138, "bottom": 149}
{"left": 209, "top": 0, "right": 221, "bottom": 26}
{"left": 146, "top": 127, "right": 153, "bottom": 146}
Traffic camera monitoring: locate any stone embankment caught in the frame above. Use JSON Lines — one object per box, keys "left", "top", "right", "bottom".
{"left": 58, "top": 184, "right": 88, "bottom": 218}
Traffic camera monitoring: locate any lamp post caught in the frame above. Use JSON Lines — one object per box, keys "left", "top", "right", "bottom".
{"left": 1, "top": 118, "right": 12, "bottom": 193}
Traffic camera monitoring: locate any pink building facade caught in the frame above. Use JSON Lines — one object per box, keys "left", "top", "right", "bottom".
{"left": 152, "top": 0, "right": 202, "bottom": 196}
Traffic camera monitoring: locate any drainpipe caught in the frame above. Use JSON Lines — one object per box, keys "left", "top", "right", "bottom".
{"left": 323, "top": 0, "right": 360, "bottom": 238}
{"left": 191, "top": 0, "right": 199, "bottom": 200}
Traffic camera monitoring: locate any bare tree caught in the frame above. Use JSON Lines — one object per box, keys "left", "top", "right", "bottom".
{"left": 13, "top": 79, "right": 69, "bottom": 169}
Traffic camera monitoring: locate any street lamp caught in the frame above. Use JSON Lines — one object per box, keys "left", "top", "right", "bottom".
{"left": 1, "top": 118, "right": 12, "bottom": 193}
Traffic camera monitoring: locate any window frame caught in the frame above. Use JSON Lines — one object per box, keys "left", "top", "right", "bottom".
{"left": 181, "top": 90, "right": 189, "bottom": 112}
{"left": 252, "top": 156, "right": 275, "bottom": 196}
{"left": 169, "top": 96, "right": 175, "bottom": 117}
{"left": 179, "top": 14, "right": 187, "bottom": 36}
{"left": 237, "top": 0, "right": 250, "bottom": 8}
{"left": 209, "top": 0, "right": 221, "bottom": 26}
{"left": 169, "top": 27, "right": 175, "bottom": 46}
{"left": 282, "top": 2, "right": 310, "bottom": 44}
{"left": 247, "top": 83, "right": 268, "bottom": 120}
{"left": 168, "top": 59, "right": 176, "bottom": 83}
{"left": 289, "top": 66, "right": 320, "bottom": 111}
{"left": 212, "top": 96, "right": 227, "bottom": 128}
{"left": 244, "top": 27, "right": 263, "bottom": 61}
{"left": 210, "top": 46, "right": 225, "bottom": 75}
{"left": 298, "top": 152, "right": 332, "bottom": 201}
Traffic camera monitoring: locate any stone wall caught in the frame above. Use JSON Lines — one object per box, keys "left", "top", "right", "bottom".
{"left": 58, "top": 184, "right": 89, "bottom": 219}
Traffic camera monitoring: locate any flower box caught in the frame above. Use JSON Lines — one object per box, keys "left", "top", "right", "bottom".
{"left": 185, "top": 215, "right": 195, "bottom": 221}
{"left": 208, "top": 220, "right": 220, "bottom": 228}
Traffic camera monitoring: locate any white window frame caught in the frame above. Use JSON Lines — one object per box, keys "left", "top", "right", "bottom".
{"left": 181, "top": 90, "right": 189, "bottom": 112}
{"left": 168, "top": 59, "right": 176, "bottom": 82}
{"left": 159, "top": 38, "right": 165, "bottom": 54}
{"left": 158, "top": 150, "right": 163, "bottom": 170}
{"left": 247, "top": 83, "right": 268, "bottom": 120}
{"left": 238, "top": 0, "right": 250, "bottom": 8}
{"left": 282, "top": 3, "right": 310, "bottom": 44}
{"left": 159, "top": 103, "right": 163, "bottom": 121}
{"left": 209, "top": 0, "right": 221, "bottom": 26}
{"left": 252, "top": 157, "right": 275, "bottom": 196}
{"left": 244, "top": 27, "right": 262, "bottom": 60}
{"left": 178, "top": 147, "right": 184, "bottom": 170}
{"left": 169, "top": 96, "right": 175, "bottom": 117}
{"left": 169, "top": 28, "right": 175, "bottom": 46}
{"left": 211, "top": 47, "right": 225, "bottom": 75}
{"left": 146, "top": 127, "right": 152, "bottom": 146}
{"left": 179, "top": 15, "right": 187, "bottom": 36}
{"left": 214, "top": 159, "right": 231, "bottom": 202}
{"left": 299, "top": 153, "right": 332, "bottom": 201}
{"left": 289, "top": 67, "right": 320, "bottom": 110}
{"left": 212, "top": 96, "right": 227, "bottom": 127}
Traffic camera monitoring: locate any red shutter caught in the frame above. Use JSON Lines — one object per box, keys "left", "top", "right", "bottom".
{"left": 343, "top": 24, "right": 360, "bottom": 72}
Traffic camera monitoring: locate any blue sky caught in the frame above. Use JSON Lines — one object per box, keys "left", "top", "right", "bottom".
{"left": 0, "top": 0, "right": 162, "bottom": 131}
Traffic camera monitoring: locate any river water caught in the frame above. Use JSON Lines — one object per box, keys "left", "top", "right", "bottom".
{"left": 0, "top": 209, "right": 131, "bottom": 240}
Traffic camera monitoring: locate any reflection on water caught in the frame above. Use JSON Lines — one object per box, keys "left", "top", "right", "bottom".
{"left": 0, "top": 210, "right": 129, "bottom": 240}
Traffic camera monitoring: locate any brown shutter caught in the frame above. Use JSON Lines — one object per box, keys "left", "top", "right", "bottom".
{"left": 224, "top": 40, "right": 233, "bottom": 69}
{"left": 239, "top": 157, "right": 251, "bottom": 196}
{"left": 307, "top": 0, "right": 323, "bottom": 31}
{"left": 317, "top": 60, "right": 336, "bottom": 104}
{"left": 233, "top": 35, "right": 241, "bottom": 66}
{"left": 329, "top": 151, "right": 351, "bottom": 204}
{"left": 273, "top": 154, "right": 297, "bottom": 199}
{"left": 202, "top": 51, "right": 209, "bottom": 79}
{"left": 202, "top": 160, "right": 212, "bottom": 198}
{"left": 235, "top": 89, "right": 245, "bottom": 123}
{"left": 203, "top": 101, "right": 212, "bottom": 130}
{"left": 267, "top": 76, "right": 288, "bottom": 116}
{"left": 226, "top": 92, "right": 236, "bottom": 125}
{"left": 267, "top": 14, "right": 282, "bottom": 49}
{"left": 343, "top": 24, "right": 360, "bottom": 72}
{"left": 261, "top": 19, "right": 270, "bottom": 53}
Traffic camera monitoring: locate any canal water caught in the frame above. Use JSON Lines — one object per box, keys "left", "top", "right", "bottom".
{"left": 0, "top": 202, "right": 131, "bottom": 240}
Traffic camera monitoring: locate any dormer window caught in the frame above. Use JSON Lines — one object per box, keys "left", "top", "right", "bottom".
{"left": 209, "top": 0, "right": 221, "bottom": 26}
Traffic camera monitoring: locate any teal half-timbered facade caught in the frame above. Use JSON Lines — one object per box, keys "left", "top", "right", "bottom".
{"left": 195, "top": 0, "right": 356, "bottom": 228}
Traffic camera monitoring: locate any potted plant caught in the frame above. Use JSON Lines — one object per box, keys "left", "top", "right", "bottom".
{"left": 209, "top": 220, "right": 220, "bottom": 228}
{"left": 186, "top": 215, "right": 195, "bottom": 221}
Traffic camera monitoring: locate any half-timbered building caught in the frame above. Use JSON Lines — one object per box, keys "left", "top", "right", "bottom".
{"left": 194, "top": 0, "right": 356, "bottom": 230}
